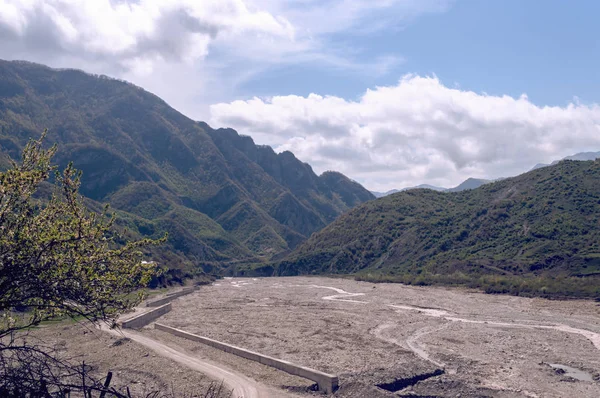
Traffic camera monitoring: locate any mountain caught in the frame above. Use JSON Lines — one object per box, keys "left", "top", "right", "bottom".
{"left": 412, "top": 184, "right": 447, "bottom": 191}
{"left": 564, "top": 151, "right": 600, "bottom": 161}
{"left": 372, "top": 179, "right": 490, "bottom": 197}
{"left": 532, "top": 151, "right": 600, "bottom": 170}
{"left": 371, "top": 190, "right": 395, "bottom": 198}
{"left": 531, "top": 163, "right": 548, "bottom": 170}
{"left": 371, "top": 184, "right": 446, "bottom": 197}
{"left": 279, "top": 160, "right": 600, "bottom": 298}
{"left": 0, "top": 60, "right": 374, "bottom": 279}
{"left": 446, "top": 177, "right": 490, "bottom": 192}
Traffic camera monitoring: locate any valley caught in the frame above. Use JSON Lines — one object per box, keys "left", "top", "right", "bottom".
{"left": 0, "top": 60, "right": 373, "bottom": 281}
{"left": 93, "top": 277, "right": 600, "bottom": 397}
{"left": 2, "top": 60, "right": 599, "bottom": 299}
{"left": 3, "top": 2, "right": 600, "bottom": 397}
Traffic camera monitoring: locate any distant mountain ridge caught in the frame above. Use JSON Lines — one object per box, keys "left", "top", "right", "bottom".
{"left": 531, "top": 151, "right": 600, "bottom": 170}
{"left": 0, "top": 59, "right": 374, "bottom": 278}
{"left": 373, "top": 151, "right": 600, "bottom": 197}
{"left": 446, "top": 178, "right": 491, "bottom": 192}
{"left": 372, "top": 178, "right": 491, "bottom": 197}
{"left": 372, "top": 184, "right": 446, "bottom": 198}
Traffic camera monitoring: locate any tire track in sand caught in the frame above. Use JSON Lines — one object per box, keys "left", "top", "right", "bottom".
{"left": 372, "top": 322, "right": 448, "bottom": 368}
{"left": 389, "top": 304, "right": 600, "bottom": 351}
{"left": 308, "top": 285, "right": 369, "bottom": 304}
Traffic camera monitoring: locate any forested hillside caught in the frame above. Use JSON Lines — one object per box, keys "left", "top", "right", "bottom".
{"left": 0, "top": 60, "right": 374, "bottom": 280}
{"left": 279, "top": 160, "right": 600, "bottom": 297}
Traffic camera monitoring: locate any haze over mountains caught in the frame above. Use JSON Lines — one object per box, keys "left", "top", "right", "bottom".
{"left": 373, "top": 152, "right": 600, "bottom": 197}
{"left": 0, "top": 60, "right": 373, "bottom": 278}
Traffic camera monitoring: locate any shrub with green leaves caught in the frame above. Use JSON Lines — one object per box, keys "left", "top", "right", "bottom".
{"left": 0, "top": 132, "right": 162, "bottom": 395}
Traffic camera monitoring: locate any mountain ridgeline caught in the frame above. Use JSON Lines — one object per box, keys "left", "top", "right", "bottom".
{"left": 372, "top": 178, "right": 492, "bottom": 197}
{"left": 2, "top": 60, "right": 598, "bottom": 297}
{"left": 279, "top": 160, "right": 600, "bottom": 297}
{"left": 375, "top": 152, "right": 600, "bottom": 198}
{"left": 0, "top": 60, "right": 374, "bottom": 280}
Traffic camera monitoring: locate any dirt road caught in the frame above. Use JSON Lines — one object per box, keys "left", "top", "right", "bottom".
{"left": 102, "top": 325, "right": 288, "bottom": 398}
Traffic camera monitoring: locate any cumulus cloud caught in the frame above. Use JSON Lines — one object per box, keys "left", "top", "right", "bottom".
{"left": 210, "top": 75, "right": 600, "bottom": 191}
{"left": 0, "top": 0, "right": 452, "bottom": 119}
{"left": 0, "top": 0, "right": 450, "bottom": 77}
{"left": 0, "top": 0, "right": 293, "bottom": 74}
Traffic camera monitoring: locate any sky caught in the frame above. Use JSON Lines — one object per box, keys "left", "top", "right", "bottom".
{"left": 1, "top": 0, "right": 600, "bottom": 191}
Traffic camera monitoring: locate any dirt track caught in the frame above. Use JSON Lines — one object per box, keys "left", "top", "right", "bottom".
{"left": 26, "top": 321, "right": 233, "bottom": 398}
{"left": 153, "top": 276, "right": 600, "bottom": 398}
{"left": 103, "top": 325, "right": 284, "bottom": 398}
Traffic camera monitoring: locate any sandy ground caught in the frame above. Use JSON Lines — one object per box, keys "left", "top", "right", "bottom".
{"left": 27, "top": 321, "right": 233, "bottom": 397}
{"left": 26, "top": 277, "right": 600, "bottom": 397}
{"left": 109, "top": 325, "right": 303, "bottom": 398}
{"left": 152, "top": 276, "right": 600, "bottom": 398}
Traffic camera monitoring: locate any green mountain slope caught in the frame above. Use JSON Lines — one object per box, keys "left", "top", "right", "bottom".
{"left": 279, "top": 160, "right": 600, "bottom": 297}
{"left": 0, "top": 60, "right": 374, "bottom": 277}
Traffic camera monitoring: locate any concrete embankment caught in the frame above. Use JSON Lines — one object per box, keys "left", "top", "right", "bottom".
{"left": 120, "top": 303, "right": 172, "bottom": 329}
{"left": 155, "top": 323, "right": 339, "bottom": 393}
{"left": 146, "top": 287, "right": 197, "bottom": 307}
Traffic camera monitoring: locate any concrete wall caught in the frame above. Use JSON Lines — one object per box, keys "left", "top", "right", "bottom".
{"left": 120, "top": 303, "right": 171, "bottom": 329}
{"left": 146, "top": 287, "right": 197, "bottom": 307}
{"left": 155, "top": 323, "right": 339, "bottom": 393}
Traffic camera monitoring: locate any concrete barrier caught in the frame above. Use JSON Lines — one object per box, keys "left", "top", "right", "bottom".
{"left": 155, "top": 323, "right": 339, "bottom": 393}
{"left": 146, "top": 287, "right": 197, "bottom": 307}
{"left": 120, "top": 303, "right": 171, "bottom": 329}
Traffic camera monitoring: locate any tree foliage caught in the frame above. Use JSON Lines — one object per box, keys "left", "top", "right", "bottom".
{"left": 0, "top": 132, "right": 161, "bottom": 395}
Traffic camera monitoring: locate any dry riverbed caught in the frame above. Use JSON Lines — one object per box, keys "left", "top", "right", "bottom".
{"left": 155, "top": 276, "right": 600, "bottom": 398}
{"left": 30, "top": 277, "right": 600, "bottom": 397}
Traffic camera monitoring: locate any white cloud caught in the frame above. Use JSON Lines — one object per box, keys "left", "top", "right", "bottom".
{"left": 0, "top": 0, "right": 444, "bottom": 75}
{"left": 210, "top": 75, "right": 600, "bottom": 191}
{"left": 0, "top": 0, "right": 451, "bottom": 120}
{"left": 254, "top": 0, "right": 451, "bottom": 36}
{"left": 0, "top": 0, "right": 294, "bottom": 73}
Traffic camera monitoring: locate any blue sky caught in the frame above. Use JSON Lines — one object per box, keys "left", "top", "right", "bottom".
{"left": 1, "top": 0, "right": 600, "bottom": 190}
{"left": 395, "top": 0, "right": 600, "bottom": 106}
{"left": 241, "top": 0, "right": 600, "bottom": 105}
